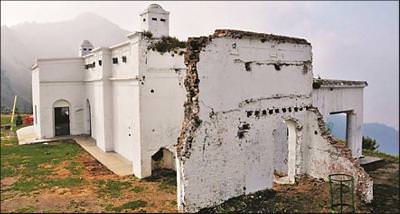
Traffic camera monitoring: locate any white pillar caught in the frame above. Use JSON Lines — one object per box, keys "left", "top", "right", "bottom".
{"left": 346, "top": 111, "right": 362, "bottom": 158}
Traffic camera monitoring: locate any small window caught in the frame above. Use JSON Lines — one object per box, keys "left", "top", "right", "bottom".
{"left": 88, "top": 48, "right": 92, "bottom": 51}
{"left": 98, "top": 60, "right": 102, "bottom": 66}
{"left": 152, "top": 17, "right": 157, "bottom": 21}
{"left": 143, "top": 18, "right": 146, "bottom": 22}
{"left": 122, "top": 56, "right": 127, "bottom": 63}
{"left": 83, "top": 48, "right": 87, "bottom": 51}
{"left": 160, "top": 18, "right": 166, "bottom": 22}
{"left": 85, "top": 64, "right": 89, "bottom": 69}
{"left": 113, "top": 58, "right": 118, "bottom": 64}
{"left": 92, "top": 62, "right": 95, "bottom": 68}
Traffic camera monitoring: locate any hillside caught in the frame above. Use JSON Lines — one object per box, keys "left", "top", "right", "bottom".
{"left": 327, "top": 114, "right": 399, "bottom": 155}
{"left": 1, "top": 13, "right": 131, "bottom": 112}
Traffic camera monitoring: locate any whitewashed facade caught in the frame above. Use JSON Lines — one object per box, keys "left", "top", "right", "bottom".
{"left": 32, "top": 4, "right": 186, "bottom": 178}
{"left": 32, "top": 4, "right": 371, "bottom": 212}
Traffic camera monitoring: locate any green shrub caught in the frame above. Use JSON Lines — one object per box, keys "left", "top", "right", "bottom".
{"left": 15, "top": 114, "right": 23, "bottom": 126}
{"left": 362, "top": 136, "right": 379, "bottom": 151}
{"left": 112, "top": 200, "right": 147, "bottom": 212}
{"left": 147, "top": 36, "right": 186, "bottom": 54}
{"left": 143, "top": 30, "right": 153, "bottom": 39}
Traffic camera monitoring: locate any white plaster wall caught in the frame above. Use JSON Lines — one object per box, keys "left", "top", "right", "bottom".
{"left": 146, "top": 49, "right": 185, "bottom": 70}
{"left": 178, "top": 37, "right": 313, "bottom": 212}
{"left": 138, "top": 49, "right": 186, "bottom": 178}
{"left": 313, "top": 87, "right": 364, "bottom": 117}
{"left": 39, "top": 82, "right": 85, "bottom": 138}
{"left": 38, "top": 58, "right": 84, "bottom": 82}
{"left": 111, "top": 80, "right": 140, "bottom": 162}
{"left": 32, "top": 67, "right": 41, "bottom": 137}
{"left": 313, "top": 87, "right": 364, "bottom": 157}
{"left": 196, "top": 38, "right": 312, "bottom": 113}
{"left": 111, "top": 43, "right": 140, "bottom": 78}
{"left": 84, "top": 53, "right": 103, "bottom": 81}
{"left": 36, "top": 59, "right": 85, "bottom": 138}
{"left": 83, "top": 80, "right": 114, "bottom": 152}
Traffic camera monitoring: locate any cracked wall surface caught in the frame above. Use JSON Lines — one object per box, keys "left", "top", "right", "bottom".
{"left": 176, "top": 29, "right": 313, "bottom": 212}
{"left": 176, "top": 29, "right": 372, "bottom": 212}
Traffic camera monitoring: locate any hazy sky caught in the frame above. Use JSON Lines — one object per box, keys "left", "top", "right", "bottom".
{"left": 2, "top": 1, "right": 399, "bottom": 130}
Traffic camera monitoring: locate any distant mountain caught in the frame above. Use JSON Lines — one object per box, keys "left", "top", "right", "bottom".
{"left": 326, "top": 114, "right": 399, "bottom": 155}
{"left": 1, "top": 12, "right": 131, "bottom": 112}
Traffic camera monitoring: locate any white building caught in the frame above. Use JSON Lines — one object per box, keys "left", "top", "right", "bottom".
{"left": 32, "top": 4, "right": 186, "bottom": 178}
{"left": 31, "top": 4, "right": 371, "bottom": 212}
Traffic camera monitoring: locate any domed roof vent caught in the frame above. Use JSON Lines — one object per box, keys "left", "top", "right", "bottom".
{"left": 148, "top": 4, "right": 162, "bottom": 9}
{"left": 79, "top": 40, "right": 94, "bottom": 57}
{"left": 81, "top": 40, "right": 93, "bottom": 48}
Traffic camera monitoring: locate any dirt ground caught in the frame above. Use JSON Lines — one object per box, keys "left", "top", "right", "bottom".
{"left": 202, "top": 160, "right": 399, "bottom": 213}
{"left": 365, "top": 161, "right": 399, "bottom": 213}
{"left": 1, "top": 114, "right": 398, "bottom": 213}
{"left": 1, "top": 131, "right": 177, "bottom": 213}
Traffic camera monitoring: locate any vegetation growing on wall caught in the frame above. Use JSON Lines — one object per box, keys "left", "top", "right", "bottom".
{"left": 312, "top": 78, "right": 323, "bottom": 89}
{"left": 148, "top": 36, "right": 186, "bottom": 54}
{"left": 143, "top": 31, "right": 153, "bottom": 39}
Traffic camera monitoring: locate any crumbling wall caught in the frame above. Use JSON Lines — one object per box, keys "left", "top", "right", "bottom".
{"left": 312, "top": 85, "right": 366, "bottom": 158}
{"left": 303, "top": 106, "right": 373, "bottom": 202}
{"left": 176, "top": 29, "right": 372, "bottom": 212}
{"left": 138, "top": 36, "right": 187, "bottom": 178}
{"left": 176, "top": 30, "right": 313, "bottom": 212}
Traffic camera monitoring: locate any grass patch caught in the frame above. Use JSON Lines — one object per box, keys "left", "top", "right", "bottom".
{"left": 112, "top": 200, "right": 147, "bottom": 212}
{"left": 65, "top": 161, "right": 84, "bottom": 175}
{"left": 131, "top": 186, "right": 145, "bottom": 193}
{"left": 47, "top": 177, "right": 86, "bottom": 188}
{"left": 14, "top": 206, "right": 36, "bottom": 213}
{"left": 1, "top": 167, "right": 16, "bottom": 179}
{"left": 95, "top": 179, "right": 131, "bottom": 198}
{"left": 1, "top": 114, "right": 11, "bottom": 125}
{"left": 158, "top": 175, "right": 176, "bottom": 192}
{"left": 9, "top": 179, "right": 43, "bottom": 192}
{"left": 1, "top": 139, "right": 81, "bottom": 179}
{"left": 1, "top": 130, "right": 84, "bottom": 195}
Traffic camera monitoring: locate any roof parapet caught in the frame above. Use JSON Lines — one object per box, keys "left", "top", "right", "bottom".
{"left": 212, "top": 29, "right": 311, "bottom": 45}
{"left": 313, "top": 78, "right": 368, "bottom": 88}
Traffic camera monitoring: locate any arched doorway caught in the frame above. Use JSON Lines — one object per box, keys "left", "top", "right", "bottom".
{"left": 86, "top": 99, "right": 92, "bottom": 136}
{"left": 286, "top": 120, "right": 297, "bottom": 184}
{"left": 273, "top": 119, "right": 298, "bottom": 184}
{"left": 53, "top": 99, "right": 71, "bottom": 136}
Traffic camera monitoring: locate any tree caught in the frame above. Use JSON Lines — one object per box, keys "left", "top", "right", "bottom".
{"left": 362, "top": 136, "right": 379, "bottom": 151}
{"left": 15, "top": 113, "right": 23, "bottom": 126}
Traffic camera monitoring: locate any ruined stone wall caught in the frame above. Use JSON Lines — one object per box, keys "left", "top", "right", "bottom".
{"left": 176, "top": 29, "right": 372, "bottom": 212}
{"left": 303, "top": 107, "right": 373, "bottom": 202}
{"left": 176, "top": 30, "right": 313, "bottom": 212}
